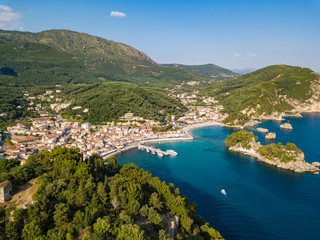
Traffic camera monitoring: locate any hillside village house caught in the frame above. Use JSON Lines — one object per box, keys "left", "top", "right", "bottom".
{"left": 0, "top": 181, "right": 12, "bottom": 203}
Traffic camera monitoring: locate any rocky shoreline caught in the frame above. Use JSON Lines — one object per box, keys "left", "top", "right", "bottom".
{"left": 229, "top": 146, "right": 320, "bottom": 174}
{"left": 280, "top": 122, "right": 293, "bottom": 130}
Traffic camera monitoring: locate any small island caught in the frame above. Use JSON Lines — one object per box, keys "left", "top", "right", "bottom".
{"left": 256, "top": 127, "right": 269, "bottom": 133}
{"left": 280, "top": 122, "right": 293, "bottom": 130}
{"left": 225, "top": 131, "right": 319, "bottom": 174}
{"left": 265, "top": 132, "right": 276, "bottom": 140}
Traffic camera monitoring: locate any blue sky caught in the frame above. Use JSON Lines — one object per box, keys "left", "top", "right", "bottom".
{"left": 0, "top": 0, "right": 319, "bottom": 71}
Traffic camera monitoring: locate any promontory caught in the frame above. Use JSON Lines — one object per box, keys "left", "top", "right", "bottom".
{"left": 225, "top": 130, "right": 320, "bottom": 174}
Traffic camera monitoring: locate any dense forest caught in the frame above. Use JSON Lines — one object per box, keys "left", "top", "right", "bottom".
{"left": 60, "top": 82, "right": 187, "bottom": 124}
{"left": 0, "top": 86, "right": 41, "bottom": 130}
{"left": 257, "top": 142, "right": 303, "bottom": 163}
{"left": 0, "top": 147, "right": 223, "bottom": 239}
{"left": 225, "top": 130, "right": 258, "bottom": 149}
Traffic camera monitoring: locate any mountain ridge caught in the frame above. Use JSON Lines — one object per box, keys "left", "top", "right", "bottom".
{"left": 0, "top": 29, "right": 211, "bottom": 88}
{"left": 162, "top": 63, "right": 239, "bottom": 79}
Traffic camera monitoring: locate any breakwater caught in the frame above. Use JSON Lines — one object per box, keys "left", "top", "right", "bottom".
{"left": 138, "top": 144, "right": 178, "bottom": 157}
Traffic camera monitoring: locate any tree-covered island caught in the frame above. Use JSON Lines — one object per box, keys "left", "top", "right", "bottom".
{"left": 225, "top": 130, "right": 320, "bottom": 174}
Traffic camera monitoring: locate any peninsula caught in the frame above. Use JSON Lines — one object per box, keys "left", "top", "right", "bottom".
{"left": 225, "top": 130, "right": 320, "bottom": 174}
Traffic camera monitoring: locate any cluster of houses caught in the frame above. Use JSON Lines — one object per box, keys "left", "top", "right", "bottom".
{"left": 0, "top": 89, "right": 228, "bottom": 162}
{"left": 1, "top": 116, "right": 187, "bottom": 161}
{"left": 170, "top": 94, "right": 228, "bottom": 124}
{"left": 177, "top": 108, "right": 228, "bottom": 124}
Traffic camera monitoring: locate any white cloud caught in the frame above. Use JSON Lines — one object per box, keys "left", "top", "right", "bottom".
{"left": 110, "top": 10, "right": 127, "bottom": 18}
{"left": 0, "top": 4, "right": 22, "bottom": 30}
{"left": 234, "top": 53, "right": 257, "bottom": 59}
{"left": 0, "top": 5, "right": 13, "bottom": 12}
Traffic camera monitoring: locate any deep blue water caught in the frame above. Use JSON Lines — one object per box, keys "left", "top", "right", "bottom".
{"left": 117, "top": 113, "right": 320, "bottom": 240}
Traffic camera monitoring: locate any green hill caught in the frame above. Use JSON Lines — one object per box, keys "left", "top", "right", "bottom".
{"left": 162, "top": 63, "right": 239, "bottom": 79}
{"left": 0, "top": 29, "right": 156, "bottom": 70}
{"left": 0, "top": 29, "right": 209, "bottom": 88}
{"left": 60, "top": 82, "right": 187, "bottom": 124}
{"left": 207, "top": 65, "right": 320, "bottom": 124}
{"left": 0, "top": 29, "right": 209, "bottom": 127}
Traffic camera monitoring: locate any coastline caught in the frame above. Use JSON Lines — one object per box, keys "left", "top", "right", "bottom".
{"left": 102, "top": 121, "right": 223, "bottom": 160}
{"left": 228, "top": 146, "right": 320, "bottom": 174}
{"left": 101, "top": 113, "right": 320, "bottom": 162}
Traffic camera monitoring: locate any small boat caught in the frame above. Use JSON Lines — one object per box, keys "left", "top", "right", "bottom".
{"left": 157, "top": 152, "right": 164, "bottom": 157}
{"left": 166, "top": 150, "right": 178, "bottom": 156}
{"left": 221, "top": 189, "right": 226, "bottom": 195}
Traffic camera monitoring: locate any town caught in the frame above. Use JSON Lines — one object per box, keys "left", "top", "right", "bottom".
{"left": 0, "top": 90, "right": 228, "bottom": 162}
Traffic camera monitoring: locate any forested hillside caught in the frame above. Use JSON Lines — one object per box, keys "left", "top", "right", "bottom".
{"left": 207, "top": 65, "right": 320, "bottom": 124}
{"left": 60, "top": 82, "right": 187, "bottom": 124}
{"left": 0, "top": 29, "right": 209, "bottom": 88}
{"left": 0, "top": 147, "right": 223, "bottom": 240}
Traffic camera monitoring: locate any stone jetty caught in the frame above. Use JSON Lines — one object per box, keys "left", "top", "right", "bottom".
{"left": 138, "top": 145, "right": 178, "bottom": 157}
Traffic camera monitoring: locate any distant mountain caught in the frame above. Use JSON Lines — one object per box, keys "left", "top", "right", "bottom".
{"left": 231, "top": 68, "right": 256, "bottom": 74}
{"left": 162, "top": 63, "right": 239, "bottom": 79}
{"left": 207, "top": 65, "right": 320, "bottom": 124}
{"left": 0, "top": 29, "right": 209, "bottom": 88}
{"left": 0, "top": 29, "right": 156, "bottom": 70}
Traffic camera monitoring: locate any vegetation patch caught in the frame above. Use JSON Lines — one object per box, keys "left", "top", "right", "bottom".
{"left": 60, "top": 82, "right": 187, "bottom": 124}
{"left": 0, "top": 147, "right": 223, "bottom": 239}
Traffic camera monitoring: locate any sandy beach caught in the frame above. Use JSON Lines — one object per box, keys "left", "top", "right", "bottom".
{"left": 102, "top": 121, "right": 223, "bottom": 160}
{"left": 182, "top": 121, "right": 224, "bottom": 136}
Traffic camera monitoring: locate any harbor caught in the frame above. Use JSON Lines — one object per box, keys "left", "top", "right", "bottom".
{"left": 138, "top": 144, "right": 178, "bottom": 157}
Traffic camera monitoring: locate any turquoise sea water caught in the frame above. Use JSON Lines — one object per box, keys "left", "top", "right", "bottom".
{"left": 117, "top": 113, "right": 320, "bottom": 240}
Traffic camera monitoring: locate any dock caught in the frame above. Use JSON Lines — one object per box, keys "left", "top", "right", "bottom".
{"left": 138, "top": 145, "right": 178, "bottom": 157}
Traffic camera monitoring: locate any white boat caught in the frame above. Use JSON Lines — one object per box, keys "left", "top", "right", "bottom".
{"left": 157, "top": 152, "right": 164, "bottom": 157}
{"left": 221, "top": 189, "right": 226, "bottom": 195}
{"left": 166, "top": 150, "right": 178, "bottom": 156}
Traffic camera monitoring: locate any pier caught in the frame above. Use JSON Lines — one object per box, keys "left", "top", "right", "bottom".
{"left": 138, "top": 145, "right": 178, "bottom": 157}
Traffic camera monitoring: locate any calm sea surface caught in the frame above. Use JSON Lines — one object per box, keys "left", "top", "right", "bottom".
{"left": 117, "top": 113, "right": 320, "bottom": 240}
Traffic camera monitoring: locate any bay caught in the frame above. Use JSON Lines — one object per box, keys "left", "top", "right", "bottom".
{"left": 117, "top": 113, "right": 320, "bottom": 240}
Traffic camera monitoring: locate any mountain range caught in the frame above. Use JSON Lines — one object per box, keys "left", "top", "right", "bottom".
{"left": 0, "top": 29, "right": 216, "bottom": 88}
{"left": 1, "top": 29, "right": 320, "bottom": 126}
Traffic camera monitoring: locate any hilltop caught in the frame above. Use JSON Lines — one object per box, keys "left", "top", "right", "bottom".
{"left": 162, "top": 63, "right": 239, "bottom": 79}
{"left": 207, "top": 65, "right": 320, "bottom": 124}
